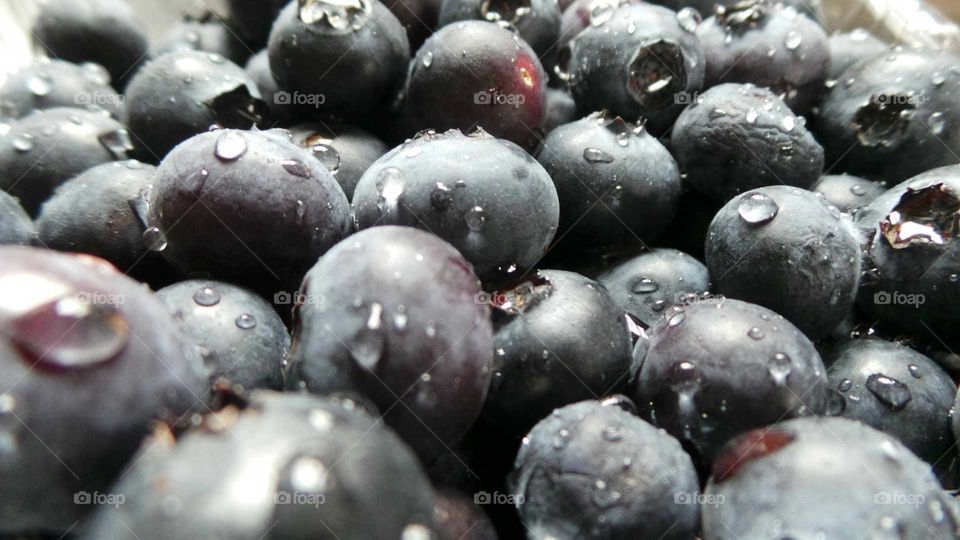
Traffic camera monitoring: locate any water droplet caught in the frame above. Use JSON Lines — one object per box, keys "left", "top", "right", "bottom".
{"left": 0, "top": 394, "right": 15, "bottom": 413}
{"left": 738, "top": 193, "right": 779, "bottom": 225}
{"left": 214, "top": 131, "right": 247, "bottom": 162}
{"left": 142, "top": 227, "right": 167, "bottom": 252}
{"left": 837, "top": 378, "right": 853, "bottom": 392}
{"left": 603, "top": 425, "right": 624, "bottom": 442}
{"left": 310, "top": 143, "right": 341, "bottom": 173}
{"left": 748, "top": 327, "right": 765, "bottom": 340}
{"left": 553, "top": 428, "right": 571, "bottom": 449}
{"left": 746, "top": 109, "right": 759, "bottom": 123}
{"left": 769, "top": 352, "right": 791, "bottom": 383}
{"left": 401, "top": 524, "right": 432, "bottom": 540}
{"left": 282, "top": 159, "right": 312, "bottom": 178}
{"left": 928, "top": 112, "right": 946, "bottom": 135}
{"left": 193, "top": 287, "right": 221, "bottom": 307}
{"left": 631, "top": 277, "right": 659, "bottom": 293}
{"left": 850, "top": 184, "right": 867, "bottom": 196}
{"left": 422, "top": 51, "right": 433, "bottom": 68}
{"left": 784, "top": 31, "right": 802, "bottom": 50}
{"left": 98, "top": 129, "right": 133, "bottom": 159}
{"left": 931, "top": 72, "right": 946, "bottom": 86}
{"left": 676, "top": 7, "right": 701, "bottom": 32}
{"left": 12, "top": 135, "right": 33, "bottom": 152}
{"left": 465, "top": 206, "right": 486, "bottom": 231}
{"left": 669, "top": 360, "right": 701, "bottom": 392}
{"left": 907, "top": 364, "right": 921, "bottom": 378}
{"left": 235, "top": 313, "right": 256, "bottom": 329}
{"left": 866, "top": 373, "right": 912, "bottom": 410}
{"left": 26, "top": 74, "right": 52, "bottom": 97}
{"left": 430, "top": 182, "right": 454, "bottom": 210}
{"left": 782, "top": 116, "right": 796, "bottom": 131}
{"left": 9, "top": 295, "right": 130, "bottom": 370}
{"left": 583, "top": 147, "right": 615, "bottom": 163}
{"left": 668, "top": 312, "right": 686, "bottom": 326}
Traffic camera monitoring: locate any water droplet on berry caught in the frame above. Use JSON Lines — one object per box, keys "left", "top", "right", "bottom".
{"left": 866, "top": 373, "right": 912, "bottom": 410}
{"left": 193, "top": 287, "right": 221, "bottom": 307}
{"left": 214, "top": 131, "right": 247, "bottom": 161}
{"left": 737, "top": 193, "right": 779, "bottom": 225}
{"left": 235, "top": 313, "right": 257, "bottom": 329}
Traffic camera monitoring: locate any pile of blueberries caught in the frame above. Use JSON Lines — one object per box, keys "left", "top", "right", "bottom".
{"left": 2, "top": 0, "right": 960, "bottom": 537}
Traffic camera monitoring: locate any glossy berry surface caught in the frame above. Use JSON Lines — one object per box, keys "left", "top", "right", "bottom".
{"left": 0, "top": 59, "right": 120, "bottom": 120}
{"left": 287, "top": 122, "right": 388, "bottom": 201}
{"left": 287, "top": 226, "right": 494, "bottom": 461}
{"left": 826, "top": 28, "right": 887, "bottom": 80}
{"left": 0, "top": 192, "right": 36, "bottom": 246}
{"left": 353, "top": 129, "right": 559, "bottom": 285}
{"left": 438, "top": 0, "right": 562, "bottom": 61}
{"left": 811, "top": 173, "right": 886, "bottom": 213}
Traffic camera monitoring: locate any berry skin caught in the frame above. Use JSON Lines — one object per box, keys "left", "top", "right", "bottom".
{"left": 124, "top": 50, "right": 270, "bottom": 160}
{"left": 224, "top": 0, "right": 289, "bottom": 49}
{"left": 352, "top": 129, "right": 559, "bottom": 286}
{"left": 827, "top": 28, "right": 887, "bottom": 80}
{"left": 404, "top": 21, "right": 548, "bottom": 149}
{"left": 31, "top": 0, "right": 149, "bottom": 90}
{"left": 286, "top": 226, "right": 494, "bottom": 462}
{"left": 438, "top": 0, "right": 562, "bottom": 62}
{"left": 565, "top": 3, "right": 705, "bottom": 135}
{"left": 0, "top": 192, "right": 36, "bottom": 246}
{"left": 483, "top": 270, "right": 633, "bottom": 436}
{"left": 633, "top": 298, "right": 829, "bottom": 466}
{"left": 36, "top": 160, "right": 163, "bottom": 279}
{"left": 0, "top": 108, "right": 133, "bottom": 215}
{"left": 536, "top": 111, "right": 682, "bottom": 252}
{"left": 157, "top": 280, "right": 289, "bottom": 392}
{"left": 826, "top": 338, "right": 957, "bottom": 483}
{"left": 287, "top": 122, "right": 389, "bottom": 201}
{"left": 80, "top": 392, "right": 438, "bottom": 540}
{"left": 512, "top": 399, "right": 700, "bottom": 540}
{"left": 811, "top": 173, "right": 886, "bottom": 213}
{"left": 854, "top": 165, "right": 960, "bottom": 350}
{"left": 0, "top": 247, "right": 207, "bottom": 535}
{"left": 704, "top": 417, "right": 959, "bottom": 540}
{"left": 150, "top": 12, "right": 250, "bottom": 65}
{"left": 147, "top": 128, "right": 353, "bottom": 293}
{"left": 705, "top": 186, "right": 862, "bottom": 340}
{"left": 816, "top": 48, "right": 960, "bottom": 184}
{"left": 697, "top": 0, "right": 829, "bottom": 113}
{"left": 268, "top": 0, "right": 410, "bottom": 124}
{"left": 0, "top": 59, "right": 120, "bottom": 120}
{"left": 595, "top": 248, "right": 710, "bottom": 328}
{"left": 432, "top": 488, "right": 499, "bottom": 540}
{"left": 670, "top": 83, "right": 824, "bottom": 203}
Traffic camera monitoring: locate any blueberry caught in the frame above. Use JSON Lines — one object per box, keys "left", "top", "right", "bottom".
{"left": 704, "top": 417, "right": 958, "bottom": 539}
{"left": 388, "top": 0, "right": 444, "bottom": 49}
{"left": 706, "top": 186, "right": 861, "bottom": 340}
{"left": 633, "top": 298, "right": 829, "bottom": 465}
{"left": 483, "top": 270, "right": 633, "bottom": 436}
{"left": 557, "top": 0, "right": 644, "bottom": 55}
{"left": 511, "top": 399, "right": 700, "bottom": 539}
{"left": 595, "top": 248, "right": 710, "bottom": 328}
{"left": 268, "top": 0, "right": 410, "bottom": 124}
{"left": 124, "top": 50, "right": 269, "bottom": 160}
{"left": 543, "top": 89, "right": 577, "bottom": 133}
{"left": 855, "top": 165, "right": 960, "bottom": 350}
{"left": 0, "top": 192, "right": 36, "bottom": 246}
{"left": 80, "top": 391, "right": 437, "bottom": 539}
{"left": 811, "top": 173, "right": 886, "bottom": 213}
{"left": 244, "top": 49, "right": 291, "bottom": 121}
{"left": 0, "top": 247, "right": 207, "bottom": 534}
{"left": 816, "top": 48, "right": 960, "bottom": 183}
{"left": 658, "top": 190, "right": 721, "bottom": 261}
{"left": 287, "top": 226, "right": 494, "bottom": 462}
{"left": 31, "top": 0, "right": 149, "bottom": 90}
{"left": 651, "top": 0, "right": 825, "bottom": 22}
{"left": 404, "top": 21, "right": 548, "bottom": 149}
{"left": 287, "top": 122, "right": 389, "bottom": 201}
{"left": 146, "top": 128, "right": 352, "bottom": 293}
{"left": 150, "top": 12, "right": 251, "bottom": 65}
{"left": 0, "top": 59, "right": 120, "bottom": 120}
{"left": 697, "top": 0, "right": 829, "bottom": 113}
{"left": 670, "top": 83, "right": 824, "bottom": 202}
{"left": 157, "top": 280, "right": 289, "bottom": 392}
{"left": 826, "top": 28, "right": 887, "bottom": 80}
{"left": 565, "top": 3, "right": 705, "bottom": 135}
{"left": 352, "top": 129, "right": 559, "bottom": 285}
{"left": 437, "top": 0, "right": 562, "bottom": 62}
{"left": 35, "top": 160, "right": 168, "bottom": 280}
{"left": 0, "top": 107, "right": 133, "bottom": 215}
{"left": 826, "top": 338, "right": 956, "bottom": 482}
{"left": 536, "top": 111, "right": 682, "bottom": 251}
{"left": 433, "top": 488, "right": 498, "bottom": 540}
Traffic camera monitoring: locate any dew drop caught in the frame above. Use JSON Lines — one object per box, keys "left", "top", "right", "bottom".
{"left": 214, "top": 131, "right": 247, "bottom": 162}
{"left": 746, "top": 109, "right": 759, "bottom": 124}
{"left": 850, "top": 184, "right": 867, "bottom": 196}
{"left": 737, "top": 193, "right": 779, "bottom": 225}
{"left": 282, "top": 159, "right": 312, "bottom": 178}
{"left": 235, "top": 313, "right": 257, "bottom": 329}
{"left": 465, "top": 206, "right": 486, "bottom": 231}
{"left": 310, "top": 143, "right": 341, "bottom": 173}
{"left": 12, "top": 135, "right": 33, "bottom": 152}
{"left": 928, "top": 112, "right": 946, "bottom": 135}
{"left": 422, "top": 51, "right": 434, "bottom": 68}
{"left": 676, "top": 7, "right": 701, "bottom": 32}
{"left": 192, "top": 287, "right": 221, "bottom": 307}
{"left": 768, "top": 352, "right": 791, "bottom": 383}
{"left": 866, "top": 373, "right": 912, "bottom": 410}
{"left": 142, "top": 227, "right": 167, "bottom": 252}
{"left": 631, "top": 277, "right": 659, "bottom": 293}
{"left": 782, "top": 116, "right": 796, "bottom": 131}
{"left": 583, "top": 147, "right": 614, "bottom": 163}
{"left": 907, "top": 364, "right": 921, "bottom": 379}
{"left": 26, "top": 74, "right": 52, "bottom": 97}
{"left": 784, "top": 31, "right": 802, "bottom": 50}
